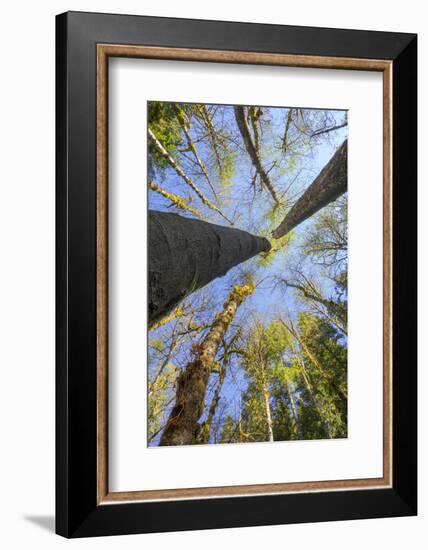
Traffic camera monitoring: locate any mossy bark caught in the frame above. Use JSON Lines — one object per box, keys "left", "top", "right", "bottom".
{"left": 148, "top": 181, "right": 203, "bottom": 219}
{"left": 159, "top": 284, "right": 254, "bottom": 446}
{"left": 196, "top": 366, "right": 226, "bottom": 444}
{"left": 149, "top": 210, "right": 270, "bottom": 327}
{"left": 272, "top": 140, "right": 347, "bottom": 239}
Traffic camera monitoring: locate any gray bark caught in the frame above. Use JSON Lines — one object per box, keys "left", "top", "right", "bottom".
{"left": 272, "top": 140, "right": 347, "bottom": 239}
{"left": 149, "top": 210, "right": 270, "bottom": 327}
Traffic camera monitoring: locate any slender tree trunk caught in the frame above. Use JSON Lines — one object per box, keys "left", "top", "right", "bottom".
{"left": 298, "top": 358, "right": 333, "bottom": 438}
{"left": 196, "top": 105, "right": 223, "bottom": 172}
{"left": 282, "top": 108, "right": 294, "bottom": 154}
{"left": 196, "top": 330, "right": 239, "bottom": 443}
{"left": 290, "top": 341, "right": 333, "bottom": 438}
{"left": 249, "top": 107, "right": 261, "bottom": 156}
{"left": 258, "top": 355, "right": 274, "bottom": 442}
{"left": 299, "top": 335, "right": 347, "bottom": 402}
{"left": 272, "top": 140, "right": 347, "bottom": 238}
{"left": 160, "top": 283, "right": 255, "bottom": 446}
{"left": 262, "top": 380, "right": 274, "bottom": 442}
{"left": 253, "top": 335, "right": 274, "bottom": 442}
{"left": 286, "top": 379, "right": 302, "bottom": 439}
{"left": 283, "top": 280, "right": 347, "bottom": 334}
{"left": 149, "top": 210, "right": 270, "bottom": 327}
{"left": 197, "top": 366, "right": 226, "bottom": 444}
{"left": 234, "top": 106, "right": 280, "bottom": 206}
{"left": 148, "top": 338, "right": 178, "bottom": 397}
{"left": 281, "top": 320, "right": 347, "bottom": 402}
{"left": 181, "top": 123, "right": 218, "bottom": 200}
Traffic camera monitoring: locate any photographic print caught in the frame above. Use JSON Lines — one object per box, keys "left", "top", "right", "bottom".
{"left": 148, "top": 102, "right": 348, "bottom": 447}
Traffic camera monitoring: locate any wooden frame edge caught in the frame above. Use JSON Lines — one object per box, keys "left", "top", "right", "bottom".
{"left": 97, "top": 45, "right": 109, "bottom": 503}
{"left": 96, "top": 44, "right": 393, "bottom": 504}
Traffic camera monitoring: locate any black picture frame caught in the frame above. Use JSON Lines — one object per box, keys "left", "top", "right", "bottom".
{"left": 56, "top": 10, "right": 417, "bottom": 538}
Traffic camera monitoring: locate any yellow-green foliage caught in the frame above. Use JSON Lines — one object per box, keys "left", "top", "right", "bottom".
{"left": 224, "top": 280, "right": 256, "bottom": 314}
{"left": 149, "top": 304, "right": 184, "bottom": 332}
{"left": 149, "top": 338, "right": 165, "bottom": 353}
{"left": 219, "top": 151, "right": 236, "bottom": 188}
{"left": 232, "top": 282, "right": 255, "bottom": 301}
{"left": 148, "top": 363, "right": 176, "bottom": 441}
{"left": 148, "top": 182, "right": 203, "bottom": 219}
{"left": 258, "top": 232, "right": 293, "bottom": 268}
{"left": 148, "top": 102, "right": 185, "bottom": 167}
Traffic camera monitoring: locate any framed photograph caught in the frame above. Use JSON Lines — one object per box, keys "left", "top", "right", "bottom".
{"left": 56, "top": 11, "right": 417, "bottom": 538}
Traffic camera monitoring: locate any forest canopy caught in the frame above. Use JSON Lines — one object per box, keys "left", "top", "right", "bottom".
{"left": 147, "top": 101, "right": 348, "bottom": 447}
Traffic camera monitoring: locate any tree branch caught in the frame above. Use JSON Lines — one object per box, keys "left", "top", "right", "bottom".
{"left": 148, "top": 127, "right": 233, "bottom": 225}
{"left": 311, "top": 121, "right": 347, "bottom": 138}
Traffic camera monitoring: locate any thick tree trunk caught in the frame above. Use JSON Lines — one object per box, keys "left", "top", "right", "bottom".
{"left": 159, "top": 284, "right": 254, "bottom": 446}
{"left": 149, "top": 210, "right": 270, "bottom": 327}
{"left": 272, "top": 140, "right": 347, "bottom": 239}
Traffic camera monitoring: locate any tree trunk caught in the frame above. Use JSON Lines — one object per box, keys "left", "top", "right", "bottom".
{"left": 259, "top": 356, "right": 274, "bottom": 442}
{"left": 290, "top": 343, "right": 333, "bottom": 438}
{"left": 262, "top": 382, "right": 274, "bottom": 442}
{"left": 284, "top": 279, "right": 347, "bottom": 335}
{"left": 272, "top": 140, "right": 347, "bottom": 239}
{"left": 159, "top": 283, "right": 255, "bottom": 446}
{"left": 286, "top": 379, "right": 302, "bottom": 439}
{"left": 281, "top": 320, "right": 347, "bottom": 403}
{"left": 196, "top": 330, "right": 239, "bottom": 444}
{"left": 149, "top": 210, "right": 270, "bottom": 327}
{"left": 197, "top": 366, "right": 226, "bottom": 444}
{"left": 234, "top": 106, "right": 280, "bottom": 206}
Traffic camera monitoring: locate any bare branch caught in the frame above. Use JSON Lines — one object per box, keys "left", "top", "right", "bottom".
{"left": 148, "top": 127, "right": 233, "bottom": 225}
{"left": 311, "top": 121, "right": 348, "bottom": 138}
{"left": 179, "top": 116, "right": 219, "bottom": 200}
